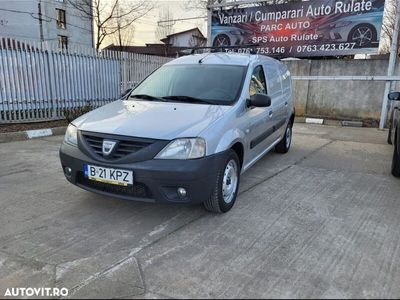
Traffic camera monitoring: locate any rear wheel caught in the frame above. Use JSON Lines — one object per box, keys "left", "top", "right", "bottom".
{"left": 203, "top": 150, "right": 240, "bottom": 213}
{"left": 275, "top": 121, "right": 292, "bottom": 154}
{"left": 392, "top": 129, "right": 400, "bottom": 177}
{"left": 388, "top": 126, "right": 393, "bottom": 145}
{"left": 388, "top": 111, "right": 394, "bottom": 145}
{"left": 348, "top": 24, "right": 376, "bottom": 47}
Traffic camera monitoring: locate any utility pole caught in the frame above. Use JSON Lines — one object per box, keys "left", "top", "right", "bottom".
{"left": 38, "top": 0, "right": 44, "bottom": 49}
{"left": 207, "top": 0, "right": 212, "bottom": 47}
{"left": 380, "top": 1, "right": 400, "bottom": 129}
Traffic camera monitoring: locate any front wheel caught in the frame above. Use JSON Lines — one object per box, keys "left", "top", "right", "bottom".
{"left": 203, "top": 150, "right": 240, "bottom": 213}
{"left": 213, "top": 34, "right": 231, "bottom": 47}
{"left": 275, "top": 121, "right": 293, "bottom": 154}
{"left": 392, "top": 131, "right": 400, "bottom": 177}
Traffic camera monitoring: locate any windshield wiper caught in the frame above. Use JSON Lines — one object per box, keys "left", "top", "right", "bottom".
{"left": 130, "top": 94, "right": 166, "bottom": 102}
{"left": 162, "top": 96, "right": 215, "bottom": 105}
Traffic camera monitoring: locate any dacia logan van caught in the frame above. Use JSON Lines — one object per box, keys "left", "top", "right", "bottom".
{"left": 60, "top": 53, "right": 295, "bottom": 213}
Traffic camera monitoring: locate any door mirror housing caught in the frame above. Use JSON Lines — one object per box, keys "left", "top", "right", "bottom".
{"left": 247, "top": 93, "right": 272, "bottom": 108}
{"left": 388, "top": 92, "right": 400, "bottom": 101}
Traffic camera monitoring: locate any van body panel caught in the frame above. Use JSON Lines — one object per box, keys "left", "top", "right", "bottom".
{"left": 60, "top": 53, "right": 295, "bottom": 205}
{"left": 72, "top": 99, "right": 231, "bottom": 142}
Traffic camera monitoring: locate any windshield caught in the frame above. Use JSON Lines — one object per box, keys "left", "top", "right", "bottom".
{"left": 130, "top": 64, "right": 247, "bottom": 105}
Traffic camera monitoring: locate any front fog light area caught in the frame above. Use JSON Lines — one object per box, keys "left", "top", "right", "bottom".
{"left": 161, "top": 186, "right": 189, "bottom": 202}
{"left": 64, "top": 167, "right": 72, "bottom": 178}
{"left": 177, "top": 187, "right": 187, "bottom": 198}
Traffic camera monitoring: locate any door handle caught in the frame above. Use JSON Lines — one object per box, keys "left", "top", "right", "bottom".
{"left": 269, "top": 110, "right": 273, "bottom": 117}
{"left": 285, "top": 101, "right": 288, "bottom": 106}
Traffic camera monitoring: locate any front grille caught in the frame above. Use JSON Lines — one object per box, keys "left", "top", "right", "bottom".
{"left": 76, "top": 172, "right": 151, "bottom": 199}
{"left": 82, "top": 133, "right": 153, "bottom": 160}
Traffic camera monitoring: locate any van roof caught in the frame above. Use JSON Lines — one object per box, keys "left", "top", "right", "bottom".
{"left": 165, "top": 53, "right": 280, "bottom": 67}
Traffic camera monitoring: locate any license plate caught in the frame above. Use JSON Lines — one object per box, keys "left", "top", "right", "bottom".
{"left": 84, "top": 164, "right": 133, "bottom": 186}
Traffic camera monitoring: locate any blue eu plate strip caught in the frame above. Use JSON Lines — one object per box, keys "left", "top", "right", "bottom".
{"left": 84, "top": 164, "right": 88, "bottom": 177}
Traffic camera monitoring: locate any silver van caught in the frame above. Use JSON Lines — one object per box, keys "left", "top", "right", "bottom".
{"left": 60, "top": 53, "right": 295, "bottom": 213}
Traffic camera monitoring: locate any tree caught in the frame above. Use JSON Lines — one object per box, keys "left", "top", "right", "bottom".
{"left": 156, "top": 7, "right": 174, "bottom": 41}
{"left": 68, "top": 0, "right": 153, "bottom": 50}
{"left": 380, "top": 0, "right": 399, "bottom": 54}
{"left": 111, "top": 3, "right": 136, "bottom": 47}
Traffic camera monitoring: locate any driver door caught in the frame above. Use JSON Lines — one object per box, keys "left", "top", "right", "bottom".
{"left": 246, "top": 65, "right": 275, "bottom": 161}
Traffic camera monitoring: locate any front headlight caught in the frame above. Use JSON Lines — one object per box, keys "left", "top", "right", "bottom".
{"left": 155, "top": 138, "right": 206, "bottom": 160}
{"left": 64, "top": 124, "right": 78, "bottom": 146}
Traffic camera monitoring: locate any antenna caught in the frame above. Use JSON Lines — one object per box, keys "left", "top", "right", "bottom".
{"left": 198, "top": 52, "right": 212, "bottom": 64}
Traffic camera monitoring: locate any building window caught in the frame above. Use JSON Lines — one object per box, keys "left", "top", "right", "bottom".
{"left": 56, "top": 9, "right": 66, "bottom": 29}
{"left": 58, "top": 35, "right": 68, "bottom": 50}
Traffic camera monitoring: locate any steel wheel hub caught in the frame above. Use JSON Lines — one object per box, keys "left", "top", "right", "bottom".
{"left": 286, "top": 126, "right": 292, "bottom": 148}
{"left": 222, "top": 160, "right": 238, "bottom": 204}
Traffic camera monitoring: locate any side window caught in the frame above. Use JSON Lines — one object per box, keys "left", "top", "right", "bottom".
{"left": 249, "top": 65, "right": 267, "bottom": 96}
{"left": 265, "top": 67, "right": 283, "bottom": 97}
{"left": 281, "top": 69, "right": 291, "bottom": 94}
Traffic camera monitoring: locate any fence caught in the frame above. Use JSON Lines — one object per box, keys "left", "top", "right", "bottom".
{"left": 0, "top": 38, "right": 171, "bottom": 123}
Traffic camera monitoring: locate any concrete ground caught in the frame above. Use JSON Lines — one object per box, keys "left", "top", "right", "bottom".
{"left": 0, "top": 124, "right": 400, "bottom": 299}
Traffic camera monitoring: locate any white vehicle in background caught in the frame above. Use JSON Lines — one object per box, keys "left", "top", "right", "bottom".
{"left": 60, "top": 53, "right": 295, "bottom": 213}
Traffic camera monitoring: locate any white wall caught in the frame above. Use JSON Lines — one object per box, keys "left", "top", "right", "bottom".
{"left": 0, "top": 1, "right": 39, "bottom": 42}
{"left": 42, "top": 0, "right": 93, "bottom": 48}
{"left": 168, "top": 31, "right": 205, "bottom": 47}
{"left": 0, "top": 0, "right": 93, "bottom": 48}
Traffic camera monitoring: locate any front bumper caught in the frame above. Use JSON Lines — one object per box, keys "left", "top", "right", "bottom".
{"left": 59, "top": 143, "right": 226, "bottom": 204}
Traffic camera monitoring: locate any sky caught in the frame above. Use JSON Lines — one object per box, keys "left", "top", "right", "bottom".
{"left": 117, "top": 0, "right": 208, "bottom": 46}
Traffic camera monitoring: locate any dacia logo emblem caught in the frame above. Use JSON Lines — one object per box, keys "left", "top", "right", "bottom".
{"left": 102, "top": 140, "right": 117, "bottom": 157}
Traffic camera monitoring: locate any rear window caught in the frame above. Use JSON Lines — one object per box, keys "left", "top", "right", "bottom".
{"left": 131, "top": 64, "right": 247, "bottom": 105}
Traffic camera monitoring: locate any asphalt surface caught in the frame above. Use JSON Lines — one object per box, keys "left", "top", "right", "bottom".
{"left": 1, "top": 124, "right": 400, "bottom": 299}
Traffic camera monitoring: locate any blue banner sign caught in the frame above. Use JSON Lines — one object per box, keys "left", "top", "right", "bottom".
{"left": 211, "top": 0, "right": 385, "bottom": 57}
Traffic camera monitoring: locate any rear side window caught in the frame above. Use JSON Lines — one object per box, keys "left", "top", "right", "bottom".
{"left": 249, "top": 65, "right": 267, "bottom": 96}
{"left": 265, "top": 67, "right": 282, "bottom": 97}
{"left": 281, "top": 69, "right": 291, "bottom": 94}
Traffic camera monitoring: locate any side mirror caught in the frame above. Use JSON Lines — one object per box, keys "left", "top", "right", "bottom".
{"left": 247, "top": 93, "right": 271, "bottom": 108}
{"left": 388, "top": 92, "right": 400, "bottom": 101}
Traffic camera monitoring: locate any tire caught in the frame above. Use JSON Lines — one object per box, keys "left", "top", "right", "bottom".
{"left": 388, "top": 111, "right": 394, "bottom": 145}
{"left": 348, "top": 24, "right": 377, "bottom": 47}
{"left": 392, "top": 129, "right": 400, "bottom": 177}
{"left": 388, "top": 126, "right": 393, "bottom": 145}
{"left": 213, "top": 34, "right": 231, "bottom": 47}
{"left": 203, "top": 150, "right": 240, "bottom": 213}
{"left": 275, "top": 121, "right": 293, "bottom": 154}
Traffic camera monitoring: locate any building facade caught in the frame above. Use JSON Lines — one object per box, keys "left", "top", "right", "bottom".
{"left": 105, "top": 28, "right": 207, "bottom": 57}
{"left": 0, "top": 0, "right": 93, "bottom": 49}
{"left": 160, "top": 28, "right": 207, "bottom": 48}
